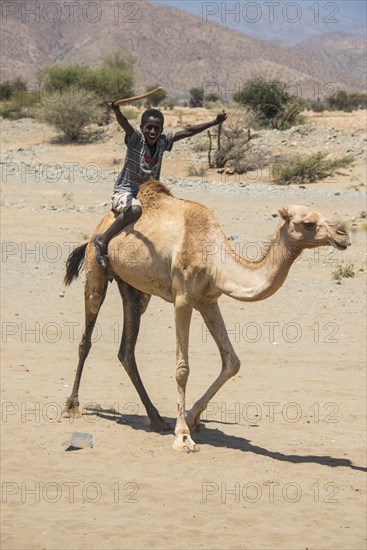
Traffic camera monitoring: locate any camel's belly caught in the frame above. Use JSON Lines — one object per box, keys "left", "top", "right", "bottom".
{"left": 108, "top": 237, "right": 174, "bottom": 302}
{"left": 117, "top": 274, "right": 174, "bottom": 303}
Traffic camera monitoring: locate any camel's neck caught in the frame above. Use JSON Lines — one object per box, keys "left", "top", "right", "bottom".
{"left": 215, "top": 225, "right": 302, "bottom": 301}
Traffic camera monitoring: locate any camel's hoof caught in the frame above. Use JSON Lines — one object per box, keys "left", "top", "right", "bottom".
{"left": 172, "top": 434, "right": 200, "bottom": 453}
{"left": 62, "top": 406, "right": 82, "bottom": 418}
{"left": 150, "top": 418, "right": 171, "bottom": 432}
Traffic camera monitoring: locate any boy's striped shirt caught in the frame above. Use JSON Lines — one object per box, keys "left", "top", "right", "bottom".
{"left": 114, "top": 128, "right": 174, "bottom": 196}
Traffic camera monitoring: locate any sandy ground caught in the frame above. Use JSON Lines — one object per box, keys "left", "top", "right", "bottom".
{"left": 1, "top": 109, "right": 366, "bottom": 550}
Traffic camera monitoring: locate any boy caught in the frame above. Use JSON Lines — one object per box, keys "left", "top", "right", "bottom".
{"left": 93, "top": 102, "right": 227, "bottom": 267}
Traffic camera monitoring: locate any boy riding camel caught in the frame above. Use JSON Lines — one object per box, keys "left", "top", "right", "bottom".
{"left": 93, "top": 100, "right": 227, "bottom": 267}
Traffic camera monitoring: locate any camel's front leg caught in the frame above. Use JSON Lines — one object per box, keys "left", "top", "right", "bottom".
{"left": 186, "top": 301, "right": 240, "bottom": 430}
{"left": 172, "top": 297, "right": 199, "bottom": 452}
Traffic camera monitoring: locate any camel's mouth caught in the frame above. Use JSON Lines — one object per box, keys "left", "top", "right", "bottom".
{"left": 328, "top": 228, "right": 350, "bottom": 251}
{"left": 332, "top": 239, "right": 350, "bottom": 251}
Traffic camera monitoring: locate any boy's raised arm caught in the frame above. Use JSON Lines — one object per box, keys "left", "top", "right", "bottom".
{"left": 172, "top": 112, "right": 227, "bottom": 143}
{"left": 108, "top": 101, "right": 135, "bottom": 137}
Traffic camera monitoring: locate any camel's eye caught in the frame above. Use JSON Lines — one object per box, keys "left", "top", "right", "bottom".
{"left": 303, "top": 222, "right": 316, "bottom": 230}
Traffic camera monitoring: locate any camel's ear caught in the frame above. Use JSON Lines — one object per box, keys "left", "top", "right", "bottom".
{"left": 279, "top": 207, "right": 290, "bottom": 221}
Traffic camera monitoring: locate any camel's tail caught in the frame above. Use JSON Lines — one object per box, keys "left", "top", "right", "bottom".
{"left": 64, "top": 242, "right": 88, "bottom": 286}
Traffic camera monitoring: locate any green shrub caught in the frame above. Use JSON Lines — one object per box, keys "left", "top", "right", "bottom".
{"left": 0, "top": 78, "right": 27, "bottom": 101}
{"left": 102, "top": 49, "right": 135, "bottom": 72}
{"left": 332, "top": 261, "right": 355, "bottom": 283}
{"left": 40, "top": 88, "right": 103, "bottom": 142}
{"left": 234, "top": 78, "right": 304, "bottom": 129}
{"left": 145, "top": 84, "right": 167, "bottom": 107}
{"left": 38, "top": 64, "right": 91, "bottom": 93}
{"left": 37, "top": 49, "right": 135, "bottom": 101}
{"left": 39, "top": 64, "right": 134, "bottom": 101}
{"left": 306, "top": 100, "right": 326, "bottom": 112}
{"left": 0, "top": 79, "right": 34, "bottom": 119}
{"left": 272, "top": 152, "right": 354, "bottom": 185}
{"left": 0, "top": 89, "right": 41, "bottom": 119}
{"left": 205, "top": 92, "right": 219, "bottom": 102}
{"left": 0, "top": 101, "right": 28, "bottom": 120}
{"left": 189, "top": 87, "right": 204, "bottom": 108}
{"left": 326, "top": 90, "right": 367, "bottom": 111}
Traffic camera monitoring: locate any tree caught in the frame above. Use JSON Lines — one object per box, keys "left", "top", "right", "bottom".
{"left": 234, "top": 78, "right": 302, "bottom": 129}
{"left": 41, "top": 88, "right": 103, "bottom": 142}
{"left": 98, "top": 49, "right": 135, "bottom": 99}
{"left": 37, "top": 64, "right": 92, "bottom": 93}
{"left": 189, "top": 87, "right": 204, "bottom": 108}
{"left": 0, "top": 78, "right": 27, "bottom": 101}
{"left": 326, "top": 90, "right": 367, "bottom": 111}
{"left": 37, "top": 49, "right": 135, "bottom": 100}
{"left": 205, "top": 92, "right": 219, "bottom": 103}
{"left": 102, "top": 49, "right": 135, "bottom": 72}
{"left": 327, "top": 90, "right": 349, "bottom": 111}
{"left": 145, "top": 84, "right": 167, "bottom": 107}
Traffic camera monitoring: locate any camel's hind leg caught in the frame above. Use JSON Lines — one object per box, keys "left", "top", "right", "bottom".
{"left": 63, "top": 249, "right": 108, "bottom": 417}
{"left": 186, "top": 301, "right": 240, "bottom": 430}
{"left": 116, "top": 279, "right": 170, "bottom": 432}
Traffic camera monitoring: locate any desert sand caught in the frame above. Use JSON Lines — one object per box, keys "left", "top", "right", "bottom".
{"left": 1, "top": 108, "right": 366, "bottom": 550}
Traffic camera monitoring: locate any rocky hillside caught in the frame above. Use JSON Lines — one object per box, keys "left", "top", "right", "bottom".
{"left": 0, "top": 1, "right": 366, "bottom": 99}
{"left": 157, "top": 0, "right": 367, "bottom": 43}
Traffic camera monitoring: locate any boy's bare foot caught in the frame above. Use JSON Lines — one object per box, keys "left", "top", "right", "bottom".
{"left": 93, "top": 236, "right": 108, "bottom": 268}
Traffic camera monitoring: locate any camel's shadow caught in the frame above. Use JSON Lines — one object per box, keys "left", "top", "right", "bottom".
{"left": 84, "top": 407, "right": 366, "bottom": 472}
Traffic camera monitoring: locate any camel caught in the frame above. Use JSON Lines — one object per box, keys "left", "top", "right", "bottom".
{"left": 63, "top": 179, "right": 350, "bottom": 452}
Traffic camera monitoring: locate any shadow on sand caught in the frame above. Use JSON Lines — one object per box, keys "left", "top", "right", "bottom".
{"left": 84, "top": 406, "right": 366, "bottom": 472}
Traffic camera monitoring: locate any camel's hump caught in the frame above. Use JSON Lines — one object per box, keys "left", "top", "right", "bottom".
{"left": 137, "top": 178, "right": 216, "bottom": 223}
{"left": 137, "top": 179, "right": 173, "bottom": 204}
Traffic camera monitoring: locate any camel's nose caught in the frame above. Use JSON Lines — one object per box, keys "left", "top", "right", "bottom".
{"left": 336, "top": 225, "right": 351, "bottom": 246}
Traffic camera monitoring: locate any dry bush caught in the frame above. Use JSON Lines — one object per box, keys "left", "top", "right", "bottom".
{"left": 272, "top": 152, "right": 354, "bottom": 185}
{"left": 39, "top": 88, "right": 104, "bottom": 142}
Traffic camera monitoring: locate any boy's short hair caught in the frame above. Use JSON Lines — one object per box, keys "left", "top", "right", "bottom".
{"left": 141, "top": 109, "right": 164, "bottom": 128}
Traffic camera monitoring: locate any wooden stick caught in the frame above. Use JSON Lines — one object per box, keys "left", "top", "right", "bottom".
{"left": 113, "top": 87, "right": 163, "bottom": 106}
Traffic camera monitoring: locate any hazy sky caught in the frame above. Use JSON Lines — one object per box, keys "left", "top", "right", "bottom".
{"left": 153, "top": 0, "right": 367, "bottom": 22}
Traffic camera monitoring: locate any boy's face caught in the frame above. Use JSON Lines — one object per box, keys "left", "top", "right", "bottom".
{"left": 141, "top": 116, "right": 163, "bottom": 147}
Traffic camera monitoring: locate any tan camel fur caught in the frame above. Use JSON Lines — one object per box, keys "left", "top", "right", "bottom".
{"left": 63, "top": 179, "right": 350, "bottom": 452}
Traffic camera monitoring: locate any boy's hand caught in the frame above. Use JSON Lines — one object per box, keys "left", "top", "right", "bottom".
{"left": 107, "top": 100, "right": 119, "bottom": 110}
{"left": 214, "top": 111, "right": 227, "bottom": 125}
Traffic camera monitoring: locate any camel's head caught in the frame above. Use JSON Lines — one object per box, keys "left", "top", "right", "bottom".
{"left": 279, "top": 205, "right": 351, "bottom": 251}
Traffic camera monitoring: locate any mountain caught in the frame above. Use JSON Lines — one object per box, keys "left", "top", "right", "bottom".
{"left": 0, "top": 1, "right": 365, "bottom": 100}
{"left": 153, "top": 0, "right": 367, "bottom": 43}
{"left": 293, "top": 32, "right": 367, "bottom": 99}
